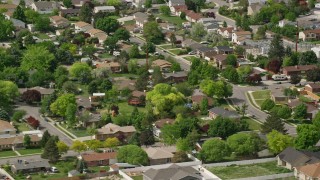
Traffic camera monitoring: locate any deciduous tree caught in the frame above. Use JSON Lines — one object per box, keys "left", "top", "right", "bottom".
{"left": 50, "top": 93, "right": 76, "bottom": 117}
{"left": 295, "top": 124, "right": 320, "bottom": 149}
{"left": 21, "top": 45, "right": 55, "bottom": 71}
{"left": 199, "top": 138, "right": 231, "bottom": 162}
{"left": 227, "top": 133, "right": 263, "bottom": 156}
{"left": 95, "top": 17, "right": 120, "bottom": 35}
{"left": 267, "top": 130, "right": 293, "bottom": 154}
{"left": 56, "top": 141, "right": 69, "bottom": 155}
{"left": 22, "top": 90, "right": 41, "bottom": 104}
{"left": 71, "top": 140, "right": 87, "bottom": 154}
{"left": 117, "top": 145, "right": 149, "bottom": 165}
{"left": 143, "top": 21, "right": 164, "bottom": 44}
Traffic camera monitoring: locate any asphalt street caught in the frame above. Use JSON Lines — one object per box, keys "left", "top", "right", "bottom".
{"left": 210, "top": 0, "right": 236, "bottom": 27}
{"left": 17, "top": 105, "right": 74, "bottom": 146}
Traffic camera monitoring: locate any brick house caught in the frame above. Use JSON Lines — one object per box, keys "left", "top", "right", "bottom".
{"left": 94, "top": 123, "right": 136, "bottom": 142}
{"left": 0, "top": 120, "right": 16, "bottom": 136}
{"left": 282, "top": 65, "right": 318, "bottom": 76}
{"left": 299, "top": 29, "right": 320, "bottom": 41}
{"left": 163, "top": 71, "right": 188, "bottom": 83}
{"left": 294, "top": 163, "right": 320, "bottom": 180}
{"left": 305, "top": 83, "right": 320, "bottom": 93}
{"left": 81, "top": 152, "right": 117, "bottom": 167}
{"left": 96, "top": 62, "right": 121, "bottom": 73}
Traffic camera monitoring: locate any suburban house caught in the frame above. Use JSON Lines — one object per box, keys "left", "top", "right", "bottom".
{"left": 305, "top": 83, "right": 320, "bottom": 93}
{"left": 163, "top": 71, "right": 188, "bottom": 83}
{"left": 0, "top": 134, "right": 41, "bottom": 150}
{"left": 208, "top": 107, "right": 240, "bottom": 119}
{"left": 203, "top": 51, "right": 217, "bottom": 61}
{"left": 152, "top": 60, "right": 172, "bottom": 72}
{"left": 0, "top": 4, "right": 17, "bottom": 13}
{"left": 171, "top": 5, "right": 187, "bottom": 15}
{"left": 134, "top": 12, "right": 148, "bottom": 28}
{"left": 93, "top": 6, "right": 115, "bottom": 13}
{"left": 0, "top": 120, "right": 16, "bottom": 137}
{"left": 19, "top": 86, "right": 54, "bottom": 99}
{"left": 213, "top": 54, "right": 228, "bottom": 69}
{"left": 96, "top": 62, "right": 121, "bottom": 73}
{"left": 143, "top": 164, "right": 204, "bottom": 180}
{"left": 277, "top": 147, "right": 320, "bottom": 170}
{"left": 197, "top": 47, "right": 215, "bottom": 58}
{"left": 279, "top": 19, "right": 296, "bottom": 28}
{"left": 215, "top": 46, "right": 234, "bottom": 54}
{"left": 71, "top": 0, "right": 90, "bottom": 8}
{"left": 144, "top": 146, "right": 176, "bottom": 165}
{"left": 232, "top": 30, "right": 252, "bottom": 45}
{"left": 294, "top": 163, "right": 320, "bottom": 180}
{"left": 10, "top": 18, "right": 26, "bottom": 29}
{"left": 80, "top": 152, "right": 117, "bottom": 167}
{"left": 204, "top": 23, "right": 219, "bottom": 33}
{"left": 49, "top": 16, "right": 69, "bottom": 28}
{"left": 247, "top": 3, "right": 262, "bottom": 15}
{"left": 128, "top": 90, "right": 146, "bottom": 106}
{"left": 94, "top": 123, "right": 136, "bottom": 142}
{"left": 186, "top": 11, "right": 202, "bottom": 23}
{"left": 168, "top": 0, "right": 185, "bottom": 7}
{"left": 114, "top": 77, "right": 136, "bottom": 91}
{"left": 74, "top": 21, "right": 93, "bottom": 33}
{"left": 191, "top": 95, "right": 213, "bottom": 107}
{"left": 270, "top": 86, "right": 287, "bottom": 103}
{"left": 299, "top": 29, "right": 320, "bottom": 41}
{"left": 287, "top": 99, "right": 318, "bottom": 119}
{"left": 153, "top": 118, "right": 175, "bottom": 138}
{"left": 31, "top": 1, "right": 60, "bottom": 14}
{"left": 11, "top": 159, "right": 50, "bottom": 174}
{"left": 282, "top": 65, "right": 318, "bottom": 76}
{"left": 181, "top": 39, "right": 197, "bottom": 48}
{"left": 217, "top": 27, "right": 234, "bottom": 39}
{"left": 60, "top": 8, "right": 80, "bottom": 17}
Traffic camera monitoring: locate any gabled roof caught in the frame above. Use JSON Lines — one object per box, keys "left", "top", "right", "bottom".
{"left": 74, "top": 21, "right": 91, "bottom": 28}
{"left": 208, "top": 107, "right": 240, "bottom": 119}
{"left": 296, "top": 163, "right": 320, "bottom": 178}
{"left": 303, "top": 29, "right": 320, "bottom": 34}
{"left": 12, "top": 159, "right": 50, "bottom": 170}
{"left": 18, "top": 86, "right": 54, "bottom": 95}
{"left": 0, "top": 4, "right": 17, "bottom": 10}
{"left": 0, "top": 120, "right": 16, "bottom": 133}
{"left": 33, "top": 1, "right": 59, "bottom": 9}
{"left": 306, "top": 83, "right": 320, "bottom": 89}
{"left": 218, "top": 27, "right": 234, "bottom": 33}
{"left": 97, "top": 123, "right": 136, "bottom": 135}
{"left": 278, "top": 147, "right": 320, "bottom": 167}
{"left": 234, "top": 31, "right": 252, "bottom": 36}
{"left": 152, "top": 60, "right": 172, "bottom": 68}
{"left": 191, "top": 95, "right": 213, "bottom": 106}
{"left": 144, "top": 146, "right": 176, "bottom": 160}
{"left": 215, "top": 46, "right": 233, "bottom": 52}
{"left": 143, "top": 164, "right": 201, "bottom": 180}
{"left": 213, "top": 54, "right": 228, "bottom": 62}
{"left": 283, "top": 65, "right": 318, "bottom": 72}
{"left": 186, "top": 11, "right": 202, "bottom": 20}
{"left": 81, "top": 152, "right": 117, "bottom": 162}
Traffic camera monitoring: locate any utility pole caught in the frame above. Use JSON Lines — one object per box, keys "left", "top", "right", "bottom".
{"left": 296, "top": 21, "right": 298, "bottom": 52}
{"left": 146, "top": 47, "right": 149, "bottom": 69}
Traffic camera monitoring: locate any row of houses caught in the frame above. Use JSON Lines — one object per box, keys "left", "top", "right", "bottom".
{"left": 73, "top": 21, "right": 107, "bottom": 44}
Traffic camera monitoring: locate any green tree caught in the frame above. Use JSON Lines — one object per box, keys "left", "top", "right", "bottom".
{"left": 0, "top": 14, "right": 14, "bottom": 41}
{"left": 24, "top": 34, "right": 35, "bottom": 46}
{"left": 117, "top": 145, "right": 149, "bottom": 165}
{"left": 268, "top": 34, "right": 285, "bottom": 60}
{"left": 313, "top": 111, "right": 320, "bottom": 129}
{"left": 69, "top": 62, "right": 92, "bottom": 83}
{"left": 261, "top": 113, "right": 287, "bottom": 134}
{"left": 180, "top": 11, "right": 186, "bottom": 19}
{"left": 82, "top": 44, "right": 96, "bottom": 58}
{"left": 169, "top": 33, "right": 177, "bottom": 47}
{"left": 208, "top": 117, "right": 241, "bottom": 139}
{"left": 173, "top": 151, "right": 190, "bottom": 163}
{"left": 299, "top": 51, "right": 318, "bottom": 65}
{"left": 85, "top": 139, "right": 102, "bottom": 151}
{"left": 146, "top": 83, "right": 185, "bottom": 114}
{"left": 71, "top": 140, "right": 87, "bottom": 154}
{"left": 176, "top": 138, "right": 192, "bottom": 152}
{"left": 260, "top": 99, "right": 275, "bottom": 111}
{"left": 190, "top": 23, "right": 207, "bottom": 40}
{"left": 24, "top": 9, "right": 39, "bottom": 23}
{"left": 34, "top": 17, "right": 51, "bottom": 32}
{"left": 144, "top": 0, "right": 152, "bottom": 8}
{"left": 293, "top": 103, "right": 307, "bottom": 119}
{"left": 200, "top": 98, "right": 208, "bottom": 115}
{"left": 66, "top": 104, "right": 77, "bottom": 127}
{"left": 41, "top": 137, "right": 61, "bottom": 163}
{"left": 56, "top": 141, "right": 69, "bottom": 155}
{"left": 276, "top": 106, "right": 292, "bottom": 119}
{"left": 199, "top": 138, "right": 231, "bottom": 162}
{"left": 0, "top": 109, "right": 10, "bottom": 121}
{"left": 199, "top": 79, "right": 233, "bottom": 98}
{"left": 129, "top": 45, "right": 140, "bottom": 58}
{"left": 23, "top": 135, "right": 31, "bottom": 148}
{"left": 104, "top": 137, "right": 120, "bottom": 148}
{"left": 106, "top": 0, "right": 121, "bottom": 6}
{"left": 226, "top": 54, "right": 237, "bottom": 67}
{"left": 40, "top": 130, "right": 51, "bottom": 148}
{"left": 95, "top": 17, "right": 120, "bottom": 35}
{"left": 114, "top": 28, "right": 130, "bottom": 41}
{"left": 12, "top": 110, "right": 26, "bottom": 122}
{"left": 295, "top": 124, "right": 320, "bottom": 149}
{"left": 143, "top": 21, "right": 164, "bottom": 44}
{"left": 63, "top": 0, "right": 72, "bottom": 8}
{"left": 267, "top": 130, "right": 293, "bottom": 154}
{"left": 21, "top": 45, "right": 55, "bottom": 71}
{"left": 104, "top": 36, "right": 119, "bottom": 54}
{"left": 50, "top": 94, "right": 76, "bottom": 117}
{"left": 290, "top": 74, "right": 301, "bottom": 85}
{"left": 227, "top": 133, "right": 263, "bottom": 156}
{"left": 160, "top": 5, "right": 171, "bottom": 16}
{"left": 142, "top": 42, "right": 156, "bottom": 53}
{"left": 0, "top": 80, "right": 19, "bottom": 101}
{"left": 79, "top": 2, "right": 93, "bottom": 23}
{"left": 13, "top": 6, "right": 26, "bottom": 22}
{"left": 235, "top": 103, "right": 248, "bottom": 118}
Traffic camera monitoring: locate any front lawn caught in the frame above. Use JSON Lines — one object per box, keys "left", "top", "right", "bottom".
{"left": 0, "top": 150, "right": 17, "bottom": 158}
{"left": 118, "top": 102, "right": 146, "bottom": 116}
{"left": 243, "top": 117, "right": 261, "bottom": 130}
{"left": 251, "top": 90, "right": 271, "bottom": 100}
{"left": 89, "top": 166, "right": 110, "bottom": 173}
{"left": 159, "top": 44, "right": 176, "bottom": 50}
{"left": 169, "top": 49, "right": 188, "bottom": 55}
{"left": 17, "top": 148, "right": 43, "bottom": 155}
{"left": 35, "top": 33, "right": 50, "bottom": 39}
{"left": 60, "top": 124, "right": 90, "bottom": 137}
{"left": 208, "top": 161, "right": 291, "bottom": 179}
{"left": 99, "top": 53, "right": 113, "bottom": 59}
{"left": 157, "top": 14, "right": 186, "bottom": 26}
{"left": 15, "top": 122, "right": 31, "bottom": 132}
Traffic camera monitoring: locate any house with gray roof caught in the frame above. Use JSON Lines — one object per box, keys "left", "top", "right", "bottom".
{"left": 163, "top": 71, "right": 188, "bottom": 83}
{"left": 143, "top": 164, "right": 202, "bottom": 180}
{"left": 134, "top": 12, "right": 148, "bottom": 28}
{"left": 11, "top": 18, "right": 25, "bottom": 29}
{"left": 215, "top": 46, "right": 234, "bottom": 54}
{"left": 208, "top": 107, "right": 240, "bottom": 119}
{"left": 11, "top": 159, "right": 50, "bottom": 174}
{"left": 277, "top": 147, "right": 320, "bottom": 170}
{"left": 168, "top": 0, "right": 185, "bottom": 7}
{"left": 31, "top": 1, "right": 60, "bottom": 14}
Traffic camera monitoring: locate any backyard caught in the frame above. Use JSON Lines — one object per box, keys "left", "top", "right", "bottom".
{"left": 208, "top": 161, "right": 291, "bottom": 179}
{"left": 156, "top": 14, "right": 186, "bottom": 26}
{"left": 60, "top": 124, "right": 90, "bottom": 137}
{"left": 15, "top": 122, "right": 31, "bottom": 132}
{"left": 0, "top": 150, "right": 17, "bottom": 158}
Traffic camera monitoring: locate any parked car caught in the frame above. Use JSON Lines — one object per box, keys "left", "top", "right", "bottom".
{"left": 188, "top": 51, "right": 196, "bottom": 55}
{"left": 154, "top": 52, "right": 159, "bottom": 55}
{"left": 51, "top": 167, "right": 59, "bottom": 173}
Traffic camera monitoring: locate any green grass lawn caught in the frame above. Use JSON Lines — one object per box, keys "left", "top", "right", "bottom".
{"left": 157, "top": 14, "right": 186, "bottom": 25}
{"left": 60, "top": 124, "right": 90, "bottom": 137}
{"left": 184, "top": 56, "right": 205, "bottom": 62}
{"left": 255, "top": 100, "right": 265, "bottom": 107}
{"left": 0, "top": 150, "right": 17, "bottom": 158}
{"left": 89, "top": 166, "right": 110, "bottom": 173}
{"left": 35, "top": 33, "right": 50, "bottom": 39}
{"left": 251, "top": 90, "right": 271, "bottom": 100}
{"left": 169, "top": 49, "right": 188, "bottom": 55}
{"left": 12, "top": 157, "right": 77, "bottom": 180}
{"left": 15, "top": 122, "right": 31, "bottom": 132}
{"left": 109, "top": 73, "right": 138, "bottom": 79}
{"left": 243, "top": 117, "right": 261, "bottom": 130}
{"left": 124, "top": 20, "right": 135, "bottom": 25}
{"left": 17, "top": 148, "right": 43, "bottom": 155}
{"left": 132, "top": 175, "right": 143, "bottom": 180}
{"left": 118, "top": 102, "right": 146, "bottom": 116}
{"left": 159, "top": 44, "right": 176, "bottom": 49}
{"left": 208, "top": 161, "right": 291, "bottom": 179}
{"left": 99, "top": 52, "right": 113, "bottom": 59}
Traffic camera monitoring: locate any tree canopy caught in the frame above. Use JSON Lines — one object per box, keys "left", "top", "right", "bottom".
{"left": 50, "top": 93, "right": 76, "bottom": 117}
{"left": 117, "top": 145, "right": 149, "bottom": 165}
{"left": 199, "top": 138, "right": 231, "bottom": 162}
{"left": 21, "top": 45, "right": 55, "bottom": 71}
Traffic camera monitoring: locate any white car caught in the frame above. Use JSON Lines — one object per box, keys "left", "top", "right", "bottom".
{"left": 50, "top": 167, "right": 59, "bottom": 173}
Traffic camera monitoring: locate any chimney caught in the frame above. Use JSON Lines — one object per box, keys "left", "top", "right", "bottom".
{"left": 295, "top": 65, "right": 299, "bottom": 69}
{"left": 109, "top": 128, "right": 113, "bottom": 132}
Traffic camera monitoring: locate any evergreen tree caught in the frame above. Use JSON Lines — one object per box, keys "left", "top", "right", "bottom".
{"left": 40, "top": 130, "right": 51, "bottom": 148}
{"left": 13, "top": 6, "right": 26, "bottom": 22}
{"left": 76, "top": 159, "right": 88, "bottom": 173}
{"left": 0, "top": 109, "right": 10, "bottom": 121}
{"left": 79, "top": 2, "right": 93, "bottom": 23}
{"left": 41, "top": 137, "right": 61, "bottom": 163}
{"left": 261, "top": 113, "right": 287, "bottom": 134}
{"left": 23, "top": 135, "right": 31, "bottom": 148}
{"left": 268, "top": 34, "right": 285, "bottom": 61}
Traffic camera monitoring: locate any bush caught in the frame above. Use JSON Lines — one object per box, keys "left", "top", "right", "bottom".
{"left": 260, "top": 99, "right": 275, "bottom": 111}
{"left": 12, "top": 110, "right": 26, "bottom": 122}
